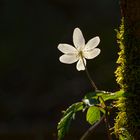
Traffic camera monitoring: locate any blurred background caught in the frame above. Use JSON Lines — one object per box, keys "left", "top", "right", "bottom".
{"left": 0, "top": 0, "right": 120, "bottom": 139}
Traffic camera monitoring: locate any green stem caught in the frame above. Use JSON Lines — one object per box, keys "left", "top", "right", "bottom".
{"left": 81, "top": 57, "right": 98, "bottom": 91}
{"left": 81, "top": 57, "right": 112, "bottom": 140}
{"left": 85, "top": 66, "right": 98, "bottom": 91}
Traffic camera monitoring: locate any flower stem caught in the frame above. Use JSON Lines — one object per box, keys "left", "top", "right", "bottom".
{"left": 81, "top": 57, "right": 112, "bottom": 140}
{"left": 81, "top": 58, "right": 98, "bottom": 91}
{"left": 85, "top": 66, "right": 98, "bottom": 91}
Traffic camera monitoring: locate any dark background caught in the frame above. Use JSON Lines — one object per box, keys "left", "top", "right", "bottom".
{"left": 0, "top": 0, "right": 120, "bottom": 139}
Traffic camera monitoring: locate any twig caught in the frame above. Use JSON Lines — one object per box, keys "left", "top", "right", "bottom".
{"left": 104, "top": 109, "right": 112, "bottom": 140}
{"left": 99, "top": 96, "right": 112, "bottom": 140}
{"left": 80, "top": 115, "right": 105, "bottom": 140}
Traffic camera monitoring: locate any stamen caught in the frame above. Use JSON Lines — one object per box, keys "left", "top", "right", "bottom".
{"left": 79, "top": 51, "right": 83, "bottom": 57}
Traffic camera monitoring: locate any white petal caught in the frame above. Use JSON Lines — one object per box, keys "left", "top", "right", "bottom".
{"left": 83, "top": 48, "right": 101, "bottom": 59}
{"left": 59, "top": 54, "right": 78, "bottom": 64}
{"left": 73, "top": 28, "right": 85, "bottom": 49}
{"left": 85, "top": 36, "right": 100, "bottom": 50}
{"left": 58, "top": 44, "right": 77, "bottom": 54}
{"left": 76, "top": 58, "right": 86, "bottom": 71}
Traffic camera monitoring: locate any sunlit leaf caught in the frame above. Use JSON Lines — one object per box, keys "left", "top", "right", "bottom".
{"left": 84, "top": 90, "right": 125, "bottom": 104}
{"left": 86, "top": 106, "right": 100, "bottom": 125}
{"left": 57, "top": 102, "right": 84, "bottom": 140}
{"left": 97, "top": 90, "right": 125, "bottom": 101}
{"left": 63, "top": 102, "right": 83, "bottom": 116}
{"left": 57, "top": 112, "right": 73, "bottom": 140}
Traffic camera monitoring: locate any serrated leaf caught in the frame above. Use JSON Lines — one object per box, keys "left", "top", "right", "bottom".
{"left": 57, "top": 102, "right": 84, "bottom": 140}
{"left": 86, "top": 106, "right": 100, "bottom": 125}
{"left": 97, "top": 90, "right": 125, "bottom": 101}
{"left": 84, "top": 90, "right": 125, "bottom": 103}
{"left": 63, "top": 102, "right": 83, "bottom": 117}
{"left": 84, "top": 92, "right": 99, "bottom": 106}
{"left": 84, "top": 92, "right": 97, "bottom": 99}
{"left": 57, "top": 112, "right": 73, "bottom": 140}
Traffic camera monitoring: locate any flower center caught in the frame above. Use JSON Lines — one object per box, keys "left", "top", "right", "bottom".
{"left": 78, "top": 51, "right": 83, "bottom": 58}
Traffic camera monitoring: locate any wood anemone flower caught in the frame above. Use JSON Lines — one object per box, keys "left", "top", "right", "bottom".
{"left": 58, "top": 28, "right": 101, "bottom": 71}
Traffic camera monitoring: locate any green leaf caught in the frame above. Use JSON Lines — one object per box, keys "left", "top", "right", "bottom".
{"left": 63, "top": 102, "right": 83, "bottom": 117}
{"left": 97, "top": 90, "right": 125, "bottom": 101}
{"left": 84, "top": 92, "right": 97, "bottom": 99}
{"left": 86, "top": 106, "right": 101, "bottom": 125}
{"left": 57, "top": 112, "right": 73, "bottom": 140}
{"left": 83, "top": 92, "right": 99, "bottom": 106}
{"left": 57, "top": 102, "right": 84, "bottom": 140}
{"left": 84, "top": 90, "right": 125, "bottom": 103}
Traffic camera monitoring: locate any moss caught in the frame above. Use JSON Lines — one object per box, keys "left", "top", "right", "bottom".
{"left": 114, "top": 18, "right": 140, "bottom": 140}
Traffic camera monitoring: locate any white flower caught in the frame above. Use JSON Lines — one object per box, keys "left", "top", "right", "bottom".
{"left": 58, "top": 28, "right": 101, "bottom": 71}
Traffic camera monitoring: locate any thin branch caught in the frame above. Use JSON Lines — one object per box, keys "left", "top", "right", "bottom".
{"left": 99, "top": 96, "right": 112, "bottom": 140}
{"left": 104, "top": 110, "right": 112, "bottom": 140}
{"left": 80, "top": 115, "right": 105, "bottom": 140}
